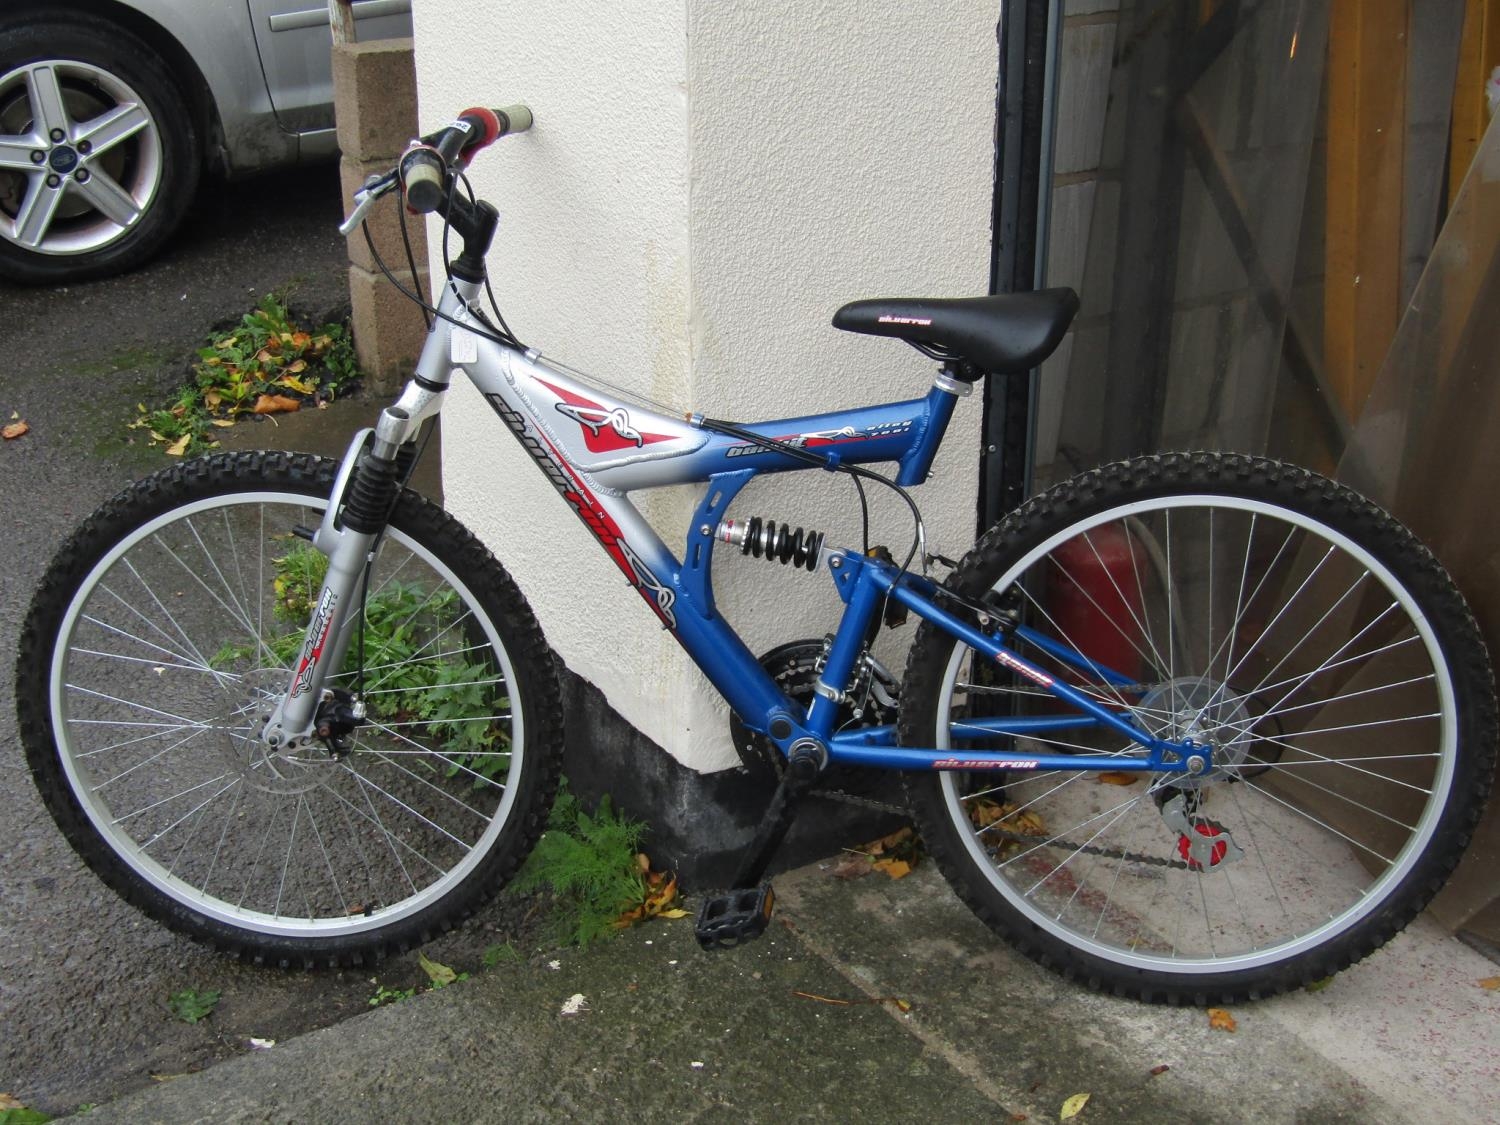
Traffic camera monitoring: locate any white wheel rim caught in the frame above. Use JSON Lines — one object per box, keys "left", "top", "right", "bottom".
{"left": 50, "top": 490, "right": 527, "bottom": 941}
{"left": 936, "top": 492, "right": 1458, "bottom": 976}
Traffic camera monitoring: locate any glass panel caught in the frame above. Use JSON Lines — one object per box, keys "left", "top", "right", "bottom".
{"left": 1334, "top": 112, "right": 1500, "bottom": 932}
{"left": 1036, "top": 0, "right": 1466, "bottom": 485}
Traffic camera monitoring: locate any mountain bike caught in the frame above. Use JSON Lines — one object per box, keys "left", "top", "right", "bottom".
{"left": 17, "top": 106, "right": 1497, "bottom": 1003}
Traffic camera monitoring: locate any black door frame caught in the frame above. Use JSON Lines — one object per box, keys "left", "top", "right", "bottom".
{"left": 980, "top": 0, "right": 1060, "bottom": 529}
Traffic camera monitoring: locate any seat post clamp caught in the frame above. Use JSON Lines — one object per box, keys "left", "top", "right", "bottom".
{"left": 934, "top": 364, "right": 975, "bottom": 396}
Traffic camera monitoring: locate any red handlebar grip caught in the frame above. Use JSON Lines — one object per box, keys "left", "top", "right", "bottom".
{"left": 457, "top": 106, "right": 501, "bottom": 149}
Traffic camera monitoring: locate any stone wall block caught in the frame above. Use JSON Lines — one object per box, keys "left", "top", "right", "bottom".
{"left": 332, "top": 37, "right": 419, "bottom": 162}
{"left": 349, "top": 264, "right": 428, "bottom": 395}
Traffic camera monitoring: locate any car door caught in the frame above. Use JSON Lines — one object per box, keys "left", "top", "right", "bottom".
{"left": 246, "top": 0, "right": 413, "bottom": 136}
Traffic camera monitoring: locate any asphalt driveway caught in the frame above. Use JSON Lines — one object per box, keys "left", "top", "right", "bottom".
{"left": 0, "top": 164, "right": 486, "bottom": 1116}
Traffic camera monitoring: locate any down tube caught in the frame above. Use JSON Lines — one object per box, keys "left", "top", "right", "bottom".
{"left": 463, "top": 356, "right": 805, "bottom": 741}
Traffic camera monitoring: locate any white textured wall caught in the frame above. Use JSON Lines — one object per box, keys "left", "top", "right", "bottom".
{"left": 413, "top": 2, "right": 997, "bottom": 771}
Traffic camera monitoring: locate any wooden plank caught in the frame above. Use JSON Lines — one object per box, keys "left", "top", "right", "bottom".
{"left": 1324, "top": 0, "right": 1409, "bottom": 421}
{"left": 1447, "top": 0, "right": 1500, "bottom": 207}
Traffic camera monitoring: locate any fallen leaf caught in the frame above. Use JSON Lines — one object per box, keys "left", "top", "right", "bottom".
{"left": 164, "top": 434, "right": 191, "bottom": 457}
{"left": 1304, "top": 977, "right": 1334, "bottom": 993}
{"left": 2, "top": 420, "right": 28, "bottom": 440}
{"left": 1009, "top": 1116, "right": 1028, "bottom": 1123}
{"left": 211, "top": 419, "right": 237, "bottom": 428}
{"left": 1096, "top": 771, "right": 1137, "bottom": 786}
{"left": 1149, "top": 1064, "right": 1170, "bottom": 1076}
{"left": 967, "top": 798, "right": 1047, "bottom": 838}
{"left": 1060, "top": 1092, "right": 1090, "bottom": 1120}
{"left": 865, "top": 826, "right": 914, "bottom": 855}
{"left": 644, "top": 874, "right": 678, "bottom": 912}
{"left": 0, "top": 1094, "right": 23, "bottom": 1110}
{"left": 1479, "top": 976, "right": 1500, "bottom": 991}
{"left": 278, "top": 374, "right": 315, "bottom": 395}
{"left": 286, "top": 358, "right": 308, "bottom": 375}
{"left": 830, "top": 852, "right": 873, "bottom": 880}
{"left": 874, "top": 858, "right": 912, "bottom": 880}
{"left": 203, "top": 390, "right": 223, "bottom": 409}
{"left": 252, "top": 394, "right": 301, "bottom": 415}
{"left": 248, "top": 1037, "right": 275, "bottom": 1050}
{"left": 418, "top": 952, "right": 457, "bottom": 987}
{"left": 1207, "top": 1007, "right": 1237, "bottom": 1033}
{"left": 658, "top": 908, "right": 690, "bottom": 919}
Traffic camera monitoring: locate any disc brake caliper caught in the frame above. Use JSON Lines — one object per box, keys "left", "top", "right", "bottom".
{"left": 314, "top": 689, "right": 366, "bottom": 758}
{"left": 1158, "top": 793, "right": 1244, "bottom": 871}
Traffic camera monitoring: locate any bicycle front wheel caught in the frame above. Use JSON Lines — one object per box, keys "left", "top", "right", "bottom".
{"left": 900, "top": 453, "right": 1496, "bottom": 1002}
{"left": 16, "top": 452, "right": 562, "bottom": 966}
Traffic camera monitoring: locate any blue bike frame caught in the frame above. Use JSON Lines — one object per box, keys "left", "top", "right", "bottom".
{"left": 286, "top": 276, "right": 1200, "bottom": 778}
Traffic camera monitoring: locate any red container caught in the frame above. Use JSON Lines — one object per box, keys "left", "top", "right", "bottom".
{"left": 1044, "top": 524, "right": 1147, "bottom": 688}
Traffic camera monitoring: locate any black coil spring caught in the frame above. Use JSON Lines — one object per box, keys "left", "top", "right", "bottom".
{"left": 738, "top": 517, "right": 825, "bottom": 572}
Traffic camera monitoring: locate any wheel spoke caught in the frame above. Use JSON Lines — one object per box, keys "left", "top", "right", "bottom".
{"left": 24, "top": 64, "right": 70, "bottom": 139}
{"left": 74, "top": 101, "right": 150, "bottom": 156}
{"left": 73, "top": 167, "right": 142, "bottom": 229}
{"left": 0, "top": 134, "right": 40, "bottom": 171}
{"left": 13, "top": 179, "right": 67, "bottom": 248}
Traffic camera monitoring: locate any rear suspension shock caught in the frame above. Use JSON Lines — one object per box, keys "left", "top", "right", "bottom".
{"left": 716, "top": 517, "right": 825, "bottom": 572}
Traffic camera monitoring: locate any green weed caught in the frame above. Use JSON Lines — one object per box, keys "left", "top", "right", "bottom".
{"left": 481, "top": 942, "right": 522, "bottom": 968}
{"left": 509, "top": 782, "right": 651, "bottom": 947}
{"left": 167, "top": 987, "right": 221, "bottom": 1024}
{"left": 367, "top": 984, "right": 417, "bottom": 1008}
{"left": 213, "top": 543, "right": 509, "bottom": 785}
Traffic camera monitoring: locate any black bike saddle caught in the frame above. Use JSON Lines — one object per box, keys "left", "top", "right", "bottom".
{"left": 832, "top": 288, "right": 1079, "bottom": 377}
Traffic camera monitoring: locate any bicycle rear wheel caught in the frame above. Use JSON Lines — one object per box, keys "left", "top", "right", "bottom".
{"left": 16, "top": 451, "right": 562, "bottom": 966}
{"left": 900, "top": 453, "right": 1496, "bottom": 1002}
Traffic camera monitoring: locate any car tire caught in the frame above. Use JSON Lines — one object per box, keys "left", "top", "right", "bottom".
{"left": 0, "top": 11, "right": 200, "bottom": 284}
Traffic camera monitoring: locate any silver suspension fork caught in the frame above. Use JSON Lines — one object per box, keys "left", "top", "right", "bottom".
{"left": 259, "top": 280, "right": 477, "bottom": 750}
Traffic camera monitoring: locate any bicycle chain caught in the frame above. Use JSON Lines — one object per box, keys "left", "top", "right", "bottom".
{"left": 810, "top": 785, "right": 1194, "bottom": 869}
{"left": 977, "top": 824, "right": 1194, "bottom": 870}
{"left": 735, "top": 639, "right": 1194, "bottom": 869}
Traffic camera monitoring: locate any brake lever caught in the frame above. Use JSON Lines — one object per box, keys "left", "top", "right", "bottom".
{"left": 338, "top": 171, "right": 399, "bottom": 237}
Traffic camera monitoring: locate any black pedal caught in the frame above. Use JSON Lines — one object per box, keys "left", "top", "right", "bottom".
{"left": 694, "top": 884, "right": 775, "bottom": 950}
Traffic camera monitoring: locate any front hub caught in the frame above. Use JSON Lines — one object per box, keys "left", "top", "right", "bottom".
{"left": 217, "top": 669, "right": 345, "bottom": 796}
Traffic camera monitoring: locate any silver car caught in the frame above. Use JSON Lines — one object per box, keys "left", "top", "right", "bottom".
{"left": 0, "top": 0, "right": 411, "bottom": 284}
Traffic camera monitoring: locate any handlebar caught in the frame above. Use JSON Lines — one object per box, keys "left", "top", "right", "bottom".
{"left": 401, "top": 105, "right": 533, "bottom": 213}
{"left": 338, "top": 104, "right": 533, "bottom": 235}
